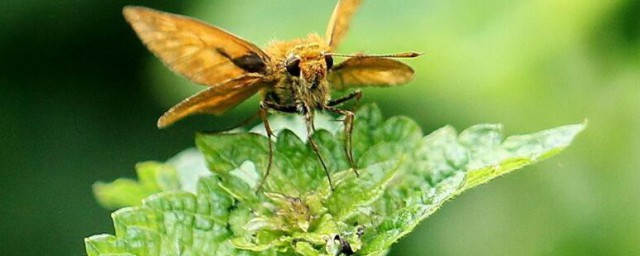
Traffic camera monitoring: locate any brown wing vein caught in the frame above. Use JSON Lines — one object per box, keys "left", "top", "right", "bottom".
{"left": 329, "top": 56, "right": 415, "bottom": 90}
{"left": 325, "top": 0, "right": 363, "bottom": 49}
{"left": 157, "top": 74, "right": 268, "bottom": 128}
{"left": 123, "top": 6, "right": 269, "bottom": 87}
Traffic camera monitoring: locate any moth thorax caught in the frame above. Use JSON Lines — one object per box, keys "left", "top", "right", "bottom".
{"left": 294, "top": 77, "right": 330, "bottom": 108}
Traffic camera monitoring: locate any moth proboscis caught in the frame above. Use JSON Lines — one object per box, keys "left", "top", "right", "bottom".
{"left": 123, "top": 0, "right": 420, "bottom": 191}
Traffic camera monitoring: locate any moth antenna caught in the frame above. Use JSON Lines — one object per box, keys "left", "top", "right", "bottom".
{"left": 326, "top": 52, "right": 422, "bottom": 58}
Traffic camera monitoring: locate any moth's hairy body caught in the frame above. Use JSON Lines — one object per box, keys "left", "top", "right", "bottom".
{"left": 123, "top": 0, "right": 419, "bottom": 191}
{"left": 263, "top": 34, "right": 331, "bottom": 110}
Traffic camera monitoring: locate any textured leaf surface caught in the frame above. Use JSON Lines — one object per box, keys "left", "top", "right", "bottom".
{"left": 92, "top": 162, "right": 179, "bottom": 209}
{"left": 86, "top": 104, "right": 584, "bottom": 255}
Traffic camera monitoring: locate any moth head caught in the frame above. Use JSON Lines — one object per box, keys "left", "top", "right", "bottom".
{"left": 285, "top": 51, "right": 333, "bottom": 90}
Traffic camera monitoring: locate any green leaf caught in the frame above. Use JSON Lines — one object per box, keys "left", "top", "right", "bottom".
{"left": 92, "top": 162, "right": 179, "bottom": 209}
{"left": 86, "top": 104, "right": 584, "bottom": 255}
{"left": 86, "top": 175, "right": 272, "bottom": 256}
{"left": 357, "top": 122, "right": 585, "bottom": 255}
{"left": 92, "top": 149, "right": 211, "bottom": 209}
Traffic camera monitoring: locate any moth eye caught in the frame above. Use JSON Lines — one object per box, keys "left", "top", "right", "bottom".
{"left": 285, "top": 56, "right": 301, "bottom": 76}
{"left": 324, "top": 55, "right": 334, "bottom": 70}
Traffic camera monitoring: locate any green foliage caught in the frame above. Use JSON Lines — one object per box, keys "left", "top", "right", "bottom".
{"left": 86, "top": 104, "right": 584, "bottom": 255}
{"left": 92, "top": 162, "right": 180, "bottom": 209}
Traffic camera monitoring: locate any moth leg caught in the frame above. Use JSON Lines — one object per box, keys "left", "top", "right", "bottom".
{"left": 256, "top": 102, "right": 274, "bottom": 192}
{"left": 256, "top": 101, "right": 298, "bottom": 192}
{"left": 328, "top": 90, "right": 362, "bottom": 109}
{"left": 262, "top": 100, "right": 298, "bottom": 113}
{"left": 305, "top": 109, "right": 335, "bottom": 190}
{"left": 325, "top": 106, "right": 359, "bottom": 177}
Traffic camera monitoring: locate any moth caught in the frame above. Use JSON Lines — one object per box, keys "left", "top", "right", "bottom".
{"left": 123, "top": 0, "right": 419, "bottom": 190}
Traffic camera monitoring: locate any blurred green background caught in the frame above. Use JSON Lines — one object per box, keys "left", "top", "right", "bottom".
{"left": 1, "top": 0, "right": 638, "bottom": 255}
